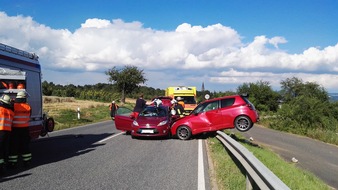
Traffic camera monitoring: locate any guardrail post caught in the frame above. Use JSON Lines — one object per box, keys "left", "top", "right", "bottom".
{"left": 77, "top": 107, "right": 81, "bottom": 119}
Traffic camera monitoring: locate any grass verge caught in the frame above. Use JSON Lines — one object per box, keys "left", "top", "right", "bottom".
{"left": 43, "top": 96, "right": 135, "bottom": 131}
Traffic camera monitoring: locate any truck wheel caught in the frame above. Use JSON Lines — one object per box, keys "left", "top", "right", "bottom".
{"left": 46, "top": 117, "right": 55, "bottom": 132}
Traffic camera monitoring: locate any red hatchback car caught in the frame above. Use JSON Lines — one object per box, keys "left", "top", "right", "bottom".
{"left": 171, "top": 95, "right": 259, "bottom": 140}
{"left": 114, "top": 105, "right": 172, "bottom": 138}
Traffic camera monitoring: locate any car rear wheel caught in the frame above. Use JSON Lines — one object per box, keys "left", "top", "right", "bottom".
{"left": 234, "top": 116, "right": 253, "bottom": 132}
{"left": 176, "top": 126, "right": 192, "bottom": 140}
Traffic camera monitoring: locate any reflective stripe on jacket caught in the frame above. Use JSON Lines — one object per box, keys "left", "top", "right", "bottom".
{"left": 0, "top": 106, "right": 14, "bottom": 131}
{"left": 13, "top": 103, "right": 31, "bottom": 128}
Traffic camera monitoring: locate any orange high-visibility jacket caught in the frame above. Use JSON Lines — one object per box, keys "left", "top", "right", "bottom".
{"left": 0, "top": 106, "right": 14, "bottom": 131}
{"left": 178, "top": 101, "right": 185, "bottom": 108}
{"left": 13, "top": 103, "right": 31, "bottom": 128}
{"left": 109, "top": 103, "right": 118, "bottom": 110}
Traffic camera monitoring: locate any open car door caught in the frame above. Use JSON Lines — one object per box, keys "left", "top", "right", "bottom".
{"left": 114, "top": 107, "right": 134, "bottom": 132}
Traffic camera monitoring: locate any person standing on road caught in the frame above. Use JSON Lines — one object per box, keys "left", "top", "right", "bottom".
{"left": 171, "top": 99, "right": 184, "bottom": 118}
{"left": 176, "top": 97, "right": 185, "bottom": 113}
{"left": 109, "top": 100, "right": 119, "bottom": 120}
{"left": 132, "top": 94, "right": 146, "bottom": 118}
{"left": 0, "top": 94, "right": 14, "bottom": 175}
{"left": 8, "top": 91, "right": 32, "bottom": 168}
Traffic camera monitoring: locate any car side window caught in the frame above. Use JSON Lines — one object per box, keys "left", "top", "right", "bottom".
{"left": 116, "top": 107, "right": 133, "bottom": 116}
{"left": 203, "top": 101, "right": 219, "bottom": 112}
{"left": 221, "top": 98, "right": 235, "bottom": 108}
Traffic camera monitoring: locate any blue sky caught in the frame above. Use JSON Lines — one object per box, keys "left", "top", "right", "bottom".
{"left": 1, "top": 0, "right": 338, "bottom": 92}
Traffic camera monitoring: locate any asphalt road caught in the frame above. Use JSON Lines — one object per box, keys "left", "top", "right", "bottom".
{"left": 0, "top": 121, "right": 211, "bottom": 190}
{"left": 240, "top": 125, "right": 338, "bottom": 189}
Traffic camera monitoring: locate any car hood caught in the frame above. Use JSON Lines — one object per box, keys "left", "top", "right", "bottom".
{"left": 136, "top": 116, "right": 168, "bottom": 125}
{"left": 172, "top": 114, "right": 194, "bottom": 123}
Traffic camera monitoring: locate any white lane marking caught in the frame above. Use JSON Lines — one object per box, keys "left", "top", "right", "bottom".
{"left": 198, "top": 139, "right": 206, "bottom": 190}
{"left": 97, "top": 132, "right": 125, "bottom": 143}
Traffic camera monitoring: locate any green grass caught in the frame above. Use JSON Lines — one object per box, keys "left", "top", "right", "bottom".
{"left": 207, "top": 138, "right": 246, "bottom": 190}
{"left": 207, "top": 132, "right": 331, "bottom": 190}
{"left": 52, "top": 105, "right": 112, "bottom": 130}
{"left": 49, "top": 101, "right": 136, "bottom": 131}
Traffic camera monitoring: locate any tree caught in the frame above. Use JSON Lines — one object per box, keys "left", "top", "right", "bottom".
{"left": 105, "top": 65, "right": 147, "bottom": 103}
{"left": 271, "top": 77, "right": 334, "bottom": 134}
{"left": 42, "top": 80, "right": 54, "bottom": 96}
{"left": 280, "top": 77, "right": 329, "bottom": 103}
{"left": 237, "top": 80, "right": 280, "bottom": 112}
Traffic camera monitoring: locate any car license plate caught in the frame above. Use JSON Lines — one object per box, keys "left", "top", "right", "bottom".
{"left": 141, "top": 129, "right": 154, "bottom": 134}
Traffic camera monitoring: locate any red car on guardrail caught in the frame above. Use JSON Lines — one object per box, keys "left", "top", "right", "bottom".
{"left": 170, "top": 94, "right": 259, "bottom": 140}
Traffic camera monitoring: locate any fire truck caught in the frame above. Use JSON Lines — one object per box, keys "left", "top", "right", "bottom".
{"left": 165, "top": 86, "right": 197, "bottom": 115}
{"left": 0, "top": 43, "right": 54, "bottom": 139}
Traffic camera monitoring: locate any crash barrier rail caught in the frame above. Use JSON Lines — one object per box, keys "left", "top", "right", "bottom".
{"left": 216, "top": 131, "right": 290, "bottom": 190}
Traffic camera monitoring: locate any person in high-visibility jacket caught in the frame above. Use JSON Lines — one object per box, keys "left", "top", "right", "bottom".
{"left": 0, "top": 94, "right": 14, "bottom": 175}
{"left": 109, "top": 100, "right": 119, "bottom": 120}
{"left": 176, "top": 97, "right": 185, "bottom": 109}
{"left": 8, "top": 91, "right": 32, "bottom": 168}
{"left": 171, "top": 99, "right": 184, "bottom": 118}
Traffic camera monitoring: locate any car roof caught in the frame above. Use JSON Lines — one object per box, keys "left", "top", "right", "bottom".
{"left": 151, "top": 96, "right": 173, "bottom": 100}
{"left": 202, "top": 94, "right": 243, "bottom": 103}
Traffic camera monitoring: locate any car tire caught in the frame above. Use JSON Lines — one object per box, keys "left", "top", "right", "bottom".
{"left": 176, "top": 125, "right": 192, "bottom": 140}
{"left": 46, "top": 117, "right": 55, "bottom": 132}
{"left": 234, "top": 116, "right": 253, "bottom": 132}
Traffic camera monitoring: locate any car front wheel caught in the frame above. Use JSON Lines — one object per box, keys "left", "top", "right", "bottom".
{"left": 176, "top": 126, "right": 192, "bottom": 140}
{"left": 234, "top": 116, "right": 253, "bottom": 132}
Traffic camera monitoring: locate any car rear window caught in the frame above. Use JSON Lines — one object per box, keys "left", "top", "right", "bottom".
{"left": 241, "top": 96, "right": 256, "bottom": 109}
{"left": 221, "top": 98, "right": 235, "bottom": 108}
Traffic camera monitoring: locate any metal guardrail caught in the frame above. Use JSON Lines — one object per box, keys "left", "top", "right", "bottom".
{"left": 216, "top": 131, "right": 290, "bottom": 190}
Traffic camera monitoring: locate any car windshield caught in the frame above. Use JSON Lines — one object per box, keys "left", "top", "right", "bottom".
{"left": 139, "top": 106, "right": 167, "bottom": 117}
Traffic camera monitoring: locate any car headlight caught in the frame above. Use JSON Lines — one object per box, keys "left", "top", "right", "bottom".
{"left": 158, "top": 120, "right": 168, "bottom": 126}
{"left": 132, "top": 120, "right": 139, "bottom": 126}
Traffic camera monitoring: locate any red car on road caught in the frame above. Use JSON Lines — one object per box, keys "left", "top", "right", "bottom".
{"left": 170, "top": 95, "right": 259, "bottom": 140}
{"left": 114, "top": 105, "right": 172, "bottom": 139}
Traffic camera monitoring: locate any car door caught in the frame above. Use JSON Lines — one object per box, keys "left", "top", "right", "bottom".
{"left": 114, "top": 107, "right": 133, "bottom": 132}
{"left": 218, "top": 97, "right": 236, "bottom": 128}
{"left": 203, "top": 100, "right": 224, "bottom": 130}
{"left": 190, "top": 100, "right": 223, "bottom": 133}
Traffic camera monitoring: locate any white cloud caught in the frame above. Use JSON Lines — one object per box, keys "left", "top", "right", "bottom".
{"left": 1, "top": 12, "right": 338, "bottom": 92}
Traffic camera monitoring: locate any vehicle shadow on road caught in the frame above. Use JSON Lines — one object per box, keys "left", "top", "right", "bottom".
{"left": 1, "top": 133, "right": 114, "bottom": 180}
